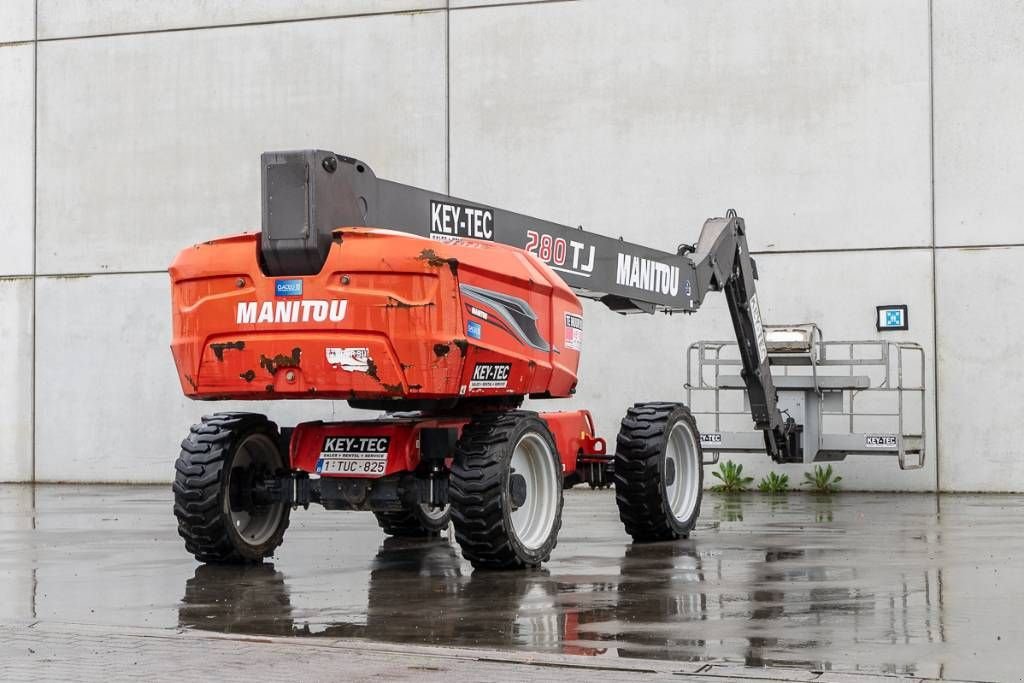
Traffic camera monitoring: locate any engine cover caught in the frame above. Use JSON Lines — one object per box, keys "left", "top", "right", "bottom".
{"left": 169, "top": 228, "right": 582, "bottom": 404}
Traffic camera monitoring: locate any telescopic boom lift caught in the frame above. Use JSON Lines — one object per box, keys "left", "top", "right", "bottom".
{"left": 168, "top": 149, "right": 919, "bottom": 570}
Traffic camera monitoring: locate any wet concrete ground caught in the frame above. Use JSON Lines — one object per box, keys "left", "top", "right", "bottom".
{"left": 0, "top": 485, "right": 1021, "bottom": 681}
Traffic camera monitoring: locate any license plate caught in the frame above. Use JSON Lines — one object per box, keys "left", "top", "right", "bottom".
{"left": 316, "top": 455, "right": 387, "bottom": 476}
{"left": 316, "top": 435, "right": 391, "bottom": 477}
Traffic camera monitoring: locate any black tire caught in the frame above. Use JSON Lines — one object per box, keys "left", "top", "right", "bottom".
{"left": 173, "top": 412, "right": 290, "bottom": 563}
{"left": 374, "top": 504, "right": 451, "bottom": 537}
{"left": 613, "top": 402, "right": 704, "bottom": 542}
{"left": 449, "top": 411, "right": 563, "bottom": 570}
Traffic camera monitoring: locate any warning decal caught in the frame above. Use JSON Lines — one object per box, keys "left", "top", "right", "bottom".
{"left": 564, "top": 313, "right": 583, "bottom": 351}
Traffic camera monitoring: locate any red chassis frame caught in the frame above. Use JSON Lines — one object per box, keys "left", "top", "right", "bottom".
{"left": 289, "top": 410, "right": 607, "bottom": 480}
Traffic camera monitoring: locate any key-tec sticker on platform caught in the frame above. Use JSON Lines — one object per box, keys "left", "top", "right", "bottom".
{"left": 326, "top": 347, "right": 370, "bottom": 373}
{"left": 865, "top": 434, "right": 898, "bottom": 449}
{"left": 701, "top": 433, "right": 723, "bottom": 447}
{"left": 564, "top": 313, "right": 583, "bottom": 351}
{"left": 316, "top": 436, "right": 391, "bottom": 475}
{"left": 469, "top": 363, "right": 511, "bottom": 390}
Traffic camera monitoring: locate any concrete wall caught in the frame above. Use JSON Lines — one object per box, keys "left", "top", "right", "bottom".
{"left": 0, "top": 0, "right": 1020, "bottom": 489}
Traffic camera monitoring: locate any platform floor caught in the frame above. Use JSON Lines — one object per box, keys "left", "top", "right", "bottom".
{"left": 0, "top": 486, "right": 1019, "bottom": 682}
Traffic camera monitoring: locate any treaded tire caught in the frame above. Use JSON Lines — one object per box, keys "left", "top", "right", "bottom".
{"left": 173, "top": 412, "right": 290, "bottom": 564}
{"left": 613, "top": 402, "right": 704, "bottom": 542}
{"left": 449, "top": 411, "right": 563, "bottom": 570}
{"left": 374, "top": 504, "right": 451, "bottom": 537}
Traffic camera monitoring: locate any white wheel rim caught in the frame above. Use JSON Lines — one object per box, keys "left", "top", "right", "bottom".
{"left": 225, "top": 433, "right": 285, "bottom": 547}
{"left": 665, "top": 421, "right": 700, "bottom": 523}
{"left": 419, "top": 503, "right": 449, "bottom": 523}
{"left": 509, "top": 432, "right": 559, "bottom": 550}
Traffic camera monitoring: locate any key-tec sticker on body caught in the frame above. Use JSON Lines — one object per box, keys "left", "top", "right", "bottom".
{"left": 564, "top": 313, "right": 583, "bottom": 351}
{"left": 469, "top": 363, "right": 511, "bottom": 390}
{"left": 865, "top": 434, "right": 897, "bottom": 449}
{"left": 316, "top": 436, "right": 391, "bottom": 475}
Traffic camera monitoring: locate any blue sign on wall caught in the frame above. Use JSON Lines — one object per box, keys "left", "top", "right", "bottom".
{"left": 876, "top": 304, "right": 908, "bottom": 331}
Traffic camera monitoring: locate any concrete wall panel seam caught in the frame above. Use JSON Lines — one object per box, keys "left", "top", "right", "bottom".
{"left": 36, "top": 3, "right": 446, "bottom": 42}
{"left": 449, "top": 0, "right": 578, "bottom": 10}
{"left": 928, "top": 0, "right": 941, "bottom": 491}
{"left": 446, "top": 0, "right": 451, "bottom": 194}
{"left": 30, "top": 0, "right": 38, "bottom": 483}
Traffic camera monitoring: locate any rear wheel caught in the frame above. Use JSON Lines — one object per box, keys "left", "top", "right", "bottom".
{"left": 374, "top": 503, "right": 451, "bottom": 537}
{"left": 173, "top": 413, "right": 290, "bottom": 563}
{"left": 449, "top": 411, "right": 563, "bottom": 569}
{"left": 613, "top": 402, "right": 703, "bottom": 542}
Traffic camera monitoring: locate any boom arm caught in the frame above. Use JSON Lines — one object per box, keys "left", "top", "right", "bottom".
{"left": 260, "top": 149, "right": 800, "bottom": 462}
{"left": 689, "top": 214, "right": 802, "bottom": 462}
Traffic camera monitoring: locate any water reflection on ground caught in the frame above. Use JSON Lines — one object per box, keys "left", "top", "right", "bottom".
{"left": 1, "top": 486, "right": 1018, "bottom": 680}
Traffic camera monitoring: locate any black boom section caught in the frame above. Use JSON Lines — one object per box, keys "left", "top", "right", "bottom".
{"left": 260, "top": 149, "right": 697, "bottom": 312}
{"left": 259, "top": 149, "right": 799, "bottom": 461}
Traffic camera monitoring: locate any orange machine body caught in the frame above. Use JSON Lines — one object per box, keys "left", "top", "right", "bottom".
{"left": 169, "top": 227, "right": 583, "bottom": 404}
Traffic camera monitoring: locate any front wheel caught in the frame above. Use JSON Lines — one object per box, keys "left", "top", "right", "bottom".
{"left": 173, "top": 413, "right": 291, "bottom": 563}
{"left": 613, "top": 403, "right": 704, "bottom": 542}
{"left": 449, "top": 411, "right": 563, "bottom": 570}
